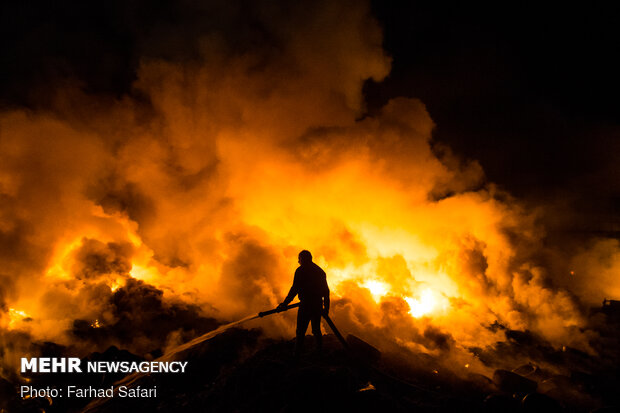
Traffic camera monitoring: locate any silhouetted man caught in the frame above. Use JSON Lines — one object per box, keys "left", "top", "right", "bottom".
{"left": 277, "top": 250, "right": 330, "bottom": 356}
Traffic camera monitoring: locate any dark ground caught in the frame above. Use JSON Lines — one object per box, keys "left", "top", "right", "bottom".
{"left": 4, "top": 306, "right": 620, "bottom": 413}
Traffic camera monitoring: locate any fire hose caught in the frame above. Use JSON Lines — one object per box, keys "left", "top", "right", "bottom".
{"left": 258, "top": 303, "right": 349, "bottom": 350}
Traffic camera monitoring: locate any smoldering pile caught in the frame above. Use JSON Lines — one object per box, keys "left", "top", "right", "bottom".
{"left": 8, "top": 307, "right": 619, "bottom": 413}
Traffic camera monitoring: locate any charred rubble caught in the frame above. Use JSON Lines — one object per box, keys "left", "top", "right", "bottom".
{"left": 4, "top": 314, "right": 619, "bottom": 413}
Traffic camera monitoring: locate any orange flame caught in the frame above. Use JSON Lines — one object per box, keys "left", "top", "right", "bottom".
{"left": 8, "top": 308, "right": 30, "bottom": 329}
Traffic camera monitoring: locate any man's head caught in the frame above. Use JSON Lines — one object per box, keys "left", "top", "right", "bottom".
{"left": 298, "top": 250, "right": 312, "bottom": 265}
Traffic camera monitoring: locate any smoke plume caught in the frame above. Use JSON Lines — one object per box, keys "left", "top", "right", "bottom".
{"left": 1, "top": 0, "right": 618, "bottom": 380}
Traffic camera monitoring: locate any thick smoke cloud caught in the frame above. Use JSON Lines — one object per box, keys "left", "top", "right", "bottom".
{"left": 72, "top": 239, "right": 134, "bottom": 279}
{"left": 0, "top": 0, "right": 618, "bottom": 381}
{"left": 73, "top": 278, "right": 219, "bottom": 354}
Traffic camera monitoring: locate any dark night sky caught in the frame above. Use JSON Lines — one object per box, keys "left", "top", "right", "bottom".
{"left": 1, "top": 1, "right": 618, "bottom": 233}
{"left": 366, "top": 2, "right": 620, "bottom": 215}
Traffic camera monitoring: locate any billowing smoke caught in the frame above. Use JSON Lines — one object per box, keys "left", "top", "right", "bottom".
{"left": 0, "top": 0, "right": 618, "bottom": 380}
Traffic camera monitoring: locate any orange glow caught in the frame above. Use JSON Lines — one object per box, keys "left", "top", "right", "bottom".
{"left": 7, "top": 308, "right": 30, "bottom": 329}
{"left": 44, "top": 238, "right": 84, "bottom": 280}
{"left": 362, "top": 280, "right": 389, "bottom": 302}
{"left": 129, "top": 265, "right": 154, "bottom": 282}
{"left": 109, "top": 279, "right": 124, "bottom": 292}
{"left": 404, "top": 288, "right": 445, "bottom": 318}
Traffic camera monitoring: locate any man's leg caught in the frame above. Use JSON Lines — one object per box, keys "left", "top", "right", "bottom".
{"left": 310, "top": 315, "right": 322, "bottom": 352}
{"left": 295, "top": 308, "right": 311, "bottom": 357}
